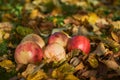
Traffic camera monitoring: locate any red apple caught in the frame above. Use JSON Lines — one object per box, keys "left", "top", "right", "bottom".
{"left": 48, "top": 32, "right": 69, "bottom": 47}
{"left": 44, "top": 43, "right": 66, "bottom": 62}
{"left": 21, "top": 33, "right": 45, "bottom": 48}
{"left": 14, "top": 41, "right": 43, "bottom": 68}
{"left": 67, "top": 35, "right": 91, "bottom": 54}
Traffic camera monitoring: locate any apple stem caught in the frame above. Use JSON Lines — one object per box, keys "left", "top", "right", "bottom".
{"left": 16, "top": 64, "right": 23, "bottom": 71}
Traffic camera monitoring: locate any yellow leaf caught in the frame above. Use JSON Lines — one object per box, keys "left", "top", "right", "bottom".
{"left": 51, "top": 8, "right": 62, "bottom": 16}
{"left": 52, "top": 69, "right": 64, "bottom": 79}
{"left": 0, "top": 30, "right": 4, "bottom": 43}
{"left": 0, "top": 59, "right": 15, "bottom": 72}
{"left": 52, "top": 62, "right": 75, "bottom": 79}
{"left": 88, "top": 55, "right": 98, "bottom": 68}
{"left": 88, "top": 13, "right": 99, "bottom": 25}
{"left": 73, "top": 14, "right": 88, "bottom": 22}
{"left": 27, "top": 69, "right": 47, "bottom": 80}
{"left": 64, "top": 74, "right": 79, "bottom": 80}
{"left": 111, "top": 31, "right": 119, "bottom": 42}
{"left": 30, "top": 9, "right": 39, "bottom": 19}
{"left": 53, "top": 18, "right": 58, "bottom": 25}
{"left": 87, "top": 13, "right": 101, "bottom": 33}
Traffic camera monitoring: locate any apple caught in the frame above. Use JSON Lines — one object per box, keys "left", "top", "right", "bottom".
{"left": 67, "top": 35, "right": 91, "bottom": 54}
{"left": 21, "top": 33, "right": 45, "bottom": 48}
{"left": 44, "top": 43, "right": 66, "bottom": 62}
{"left": 14, "top": 41, "right": 43, "bottom": 70}
{"left": 48, "top": 32, "right": 69, "bottom": 47}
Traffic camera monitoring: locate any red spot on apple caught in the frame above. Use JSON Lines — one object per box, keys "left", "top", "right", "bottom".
{"left": 67, "top": 35, "right": 91, "bottom": 54}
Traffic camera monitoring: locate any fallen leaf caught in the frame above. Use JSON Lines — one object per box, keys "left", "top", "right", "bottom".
{"left": 75, "top": 62, "right": 85, "bottom": 71}
{"left": 93, "top": 42, "right": 108, "bottom": 56}
{"left": 81, "top": 70, "right": 97, "bottom": 78}
{"left": 88, "top": 13, "right": 99, "bottom": 25}
{"left": 0, "top": 22, "right": 13, "bottom": 31}
{"left": 27, "top": 69, "right": 48, "bottom": 80}
{"left": 88, "top": 54, "right": 99, "bottom": 68}
{"left": 0, "top": 59, "right": 15, "bottom": 72}
{"left": 64, "top": 74, "right": 79, "bottom": 80}
{"left": 22, "top": 64, "right": 36, "bottom": 78}
{"left": 112, "top": 21, "right": 120, "bottom": 31}
{"left": 30, "top": 9, "right": 39, "bottom": 19}
{"left": 111, "top": 31, "right": 119, "bottom": 42}
{"left": 103, "top": 60, "right": 120, "bottom": 75}
{"left": 73, "top": 14, "right": 88, "bottom": 22}
{"left": 0, "top": 30, "right": 4, "bottom": 43}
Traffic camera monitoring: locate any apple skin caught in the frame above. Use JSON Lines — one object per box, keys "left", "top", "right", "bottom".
{"left": 14, "top": 41, "right": 43, "bottom": 65}
{"left": 21, "top": 33, "right": 45, "bottom": 48}
{"left": 67, "top": 35, "right": 91, "bottom": 54}
{"left": 48, "top": 32, "right": 69, "bottom": 47}
{"left": 44, "top": 43, "right": 66, "bottom": 62}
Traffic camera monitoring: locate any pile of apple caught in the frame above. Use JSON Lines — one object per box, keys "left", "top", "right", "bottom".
{"left": 14, "top": 32, "right": 91, "bottom": 70}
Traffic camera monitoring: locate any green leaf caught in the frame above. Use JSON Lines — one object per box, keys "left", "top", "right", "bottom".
{"left": 0, "top": 40, "right": 8, "bottom": 56}
{"left": 0, "top": 67, "right": 17, "bottom": 80}
{"left": 52, "top": 62, "right": 76, "bottom": 79}
{"left": 16, "top": 26, "right": 33, "bottom": 37}
{"left": 56, "top": 62, "right": 75, "bottom": 74}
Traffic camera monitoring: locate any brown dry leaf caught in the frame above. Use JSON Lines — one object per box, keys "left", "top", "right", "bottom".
{"left": 51, "top": 7, "right": 62, "bottom": 16}
{"left": 112, "top": 21, "right": 120, "bottom": 31}
{"left": 97, "top": 18, "right": 108, "bottom": 25}
{"left": 0, "top": 59, "right": 15, "bottom": 72}
{"left": 81, "top": 70, "right": 97, "bottom": 78}
{"left": 22, "top": 64, "right": 36, "bottom": 78}
{"left": 0, "top": 22, "right": 13, "bottom": 42}
{"left": 111, "top": 31, "right": 119, "bottom": 42}
{"left": 70, "top": 57, "right": 80, "bottom": 67}
{"left": 96, "top": 18, "right": 108, "bottom": 28}
{"left": 73, "top": 14, "right": 88, "bottom": 22}
{"left": 114, "top": 51, "right": 120, "bottom": 58}
{"left": 64, "top": 17, "right": 80, "bottom": 25}
{"left": 75, "top": 62, "right": 85, "bottom": 71}
{"left": 103, "top": 60, "right": 120, "bottom": 75}
{"left": 0, "top": 22, "right": 13, "bottom": 31}
{"left": 97, "top": 62, "right": 108, "bottom": 76}
{"left": 101, "top": 37, "right": 120, "bottom": 48}
{"left": 61, "top": 0, "right": 88, "bottom": 7}
{"left": 90, "top": 76, "right": 97, "bottom": 80}
{"left": 71, "top": 25, "right": 79, "bottom": 35}
{"left": 2, "top": 13, "right": 16, "bottom": 22}
{"left": 78, "top": 26, "right": 90, "bottom": 36}
{"left": 32, "top": 0, "right": 51, "bottom": 5}
{"left": 94, "top": 42, "right": 108, "bottom": 56}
